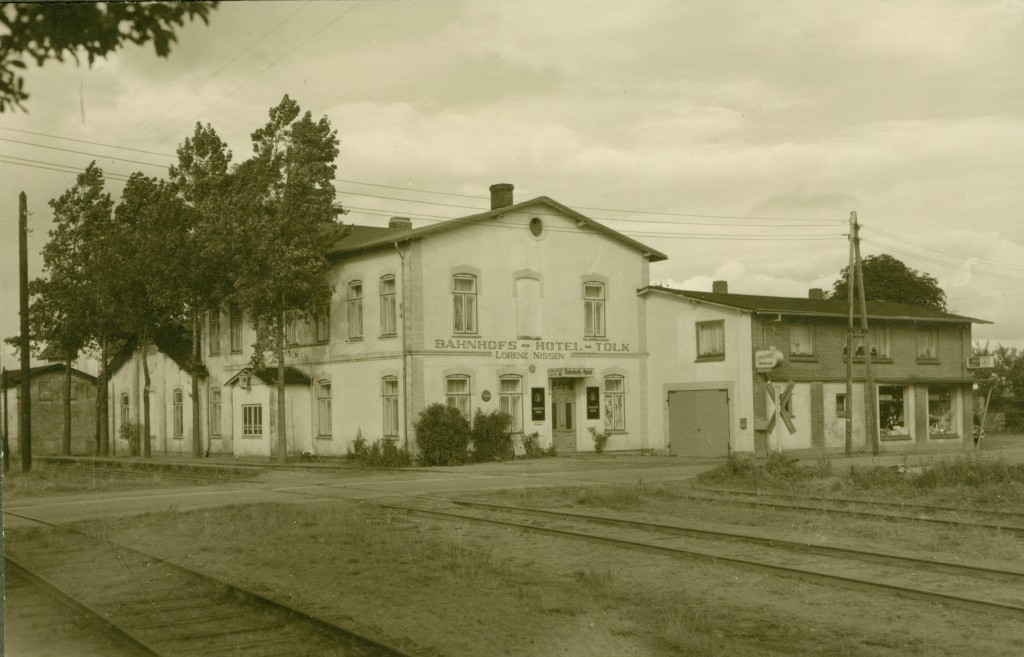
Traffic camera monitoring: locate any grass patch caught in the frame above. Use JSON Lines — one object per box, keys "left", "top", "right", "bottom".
{"left": 2, "top": 462, "right": 252, "bottom": 497}
{"left": 696, "top": 453, "right": 1024, "bottom": 509}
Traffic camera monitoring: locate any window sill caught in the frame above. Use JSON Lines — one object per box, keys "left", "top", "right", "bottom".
{"left": 880, "top": 433, "right": 911, "bottom": 441}
{"left": 789, "top": 355, "right": 817, "bottom": 363}
{"left": 928, "top": 433, "right": 960, "bottom": 440}
{"left": 242, "top": 435, "right": 262, "bottom": 439}
{"left": 583, "top": 336, "right": 608, "bottom": 341}
{"left": 347, "top": 337, "right": 364, "bottom": 343}
{"left": 316, "top": 435, "right": 332, "bottom": 440}
{"left": 844, "top": 357, "right": 893, "bottom": 364}
{"left": 695, "top": 355, "right": 725, "bottom": 362}
{"left": 172, "top": 436, "right": 184, "bottom": 440}
{"left": 916, "top": 358, "right": 940, "bottom": 365}
{"left": 379, "top": 333, "right": 397, "bottom": 339}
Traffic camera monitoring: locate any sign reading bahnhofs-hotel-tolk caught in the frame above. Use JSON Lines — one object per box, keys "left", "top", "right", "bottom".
{"left": 433, "top": 338, "right": 631, "bottom": 360}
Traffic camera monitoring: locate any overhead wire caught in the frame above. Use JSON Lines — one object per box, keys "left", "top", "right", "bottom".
{"left": 863, "top": 223, "right": 1024, "bottom": 273}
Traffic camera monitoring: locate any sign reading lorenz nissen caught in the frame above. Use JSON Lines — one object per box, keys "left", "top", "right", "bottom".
{"left": 434, "top": 339, "right": 631, "bottom": 360}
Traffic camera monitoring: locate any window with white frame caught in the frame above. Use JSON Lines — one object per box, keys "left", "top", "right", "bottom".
{"left": 382, "top": 376, "right": 399, "bottom": 437}
{"left": 446, "top": 375, "right": 471, "bottom": 419}
{"left": 209, "top": 387, "right": 222, "bottom": 437}
{"left": 229, "top": 307, "right": 243, "bottom": 352}
{"left": 927, "top": 386, "right": 957, "bottom": 435}
{"left": 917, "top": 328, "right": 939, "bottom": 359}
{"left": 120, "top": 393, "right": 130, "bottom": 428}
{"left": 284, "top": 309, "right": 299, "bottom": 345}
{"left": 380, "top": 275, "right": 397, "bottom": 337}
{"left": 452, "top": 275, "right": 477, "bottom": 334}
{"left": 173, "top": 389, "right": 184, "bottom": 437}
{"left": 315, "top": 301, "right": 330, "bottom": 343}
{"left": 790, "top": 324, "right": 814, "bottom": 356}
{"left": 854, "top": 328, "right": 891, "bottom": 358}
{"left": 242, "top": 404, "right": 263, "bottom": 437}
{"left": 696, "top": 320, "right": 725, "bottom": 359}
{"left": 317, "top": 381, "right": 332, "bottom": 437}
{"left": 584, "top": 282, "right": 606, "bottom": 338}
{"left": 604, "top": 375, "right": 625, "bottom": 431}
{"left": 878, "top": 385, "right": 910, "bottom": 438}
{"left": 499, "top": 376, "right": 523, "bottom": 433}
{"left": 208, "top": 310, "right": 221, "bottom": 355}
{"left": 348, "top": 281, "right": 363, "bottom": 339}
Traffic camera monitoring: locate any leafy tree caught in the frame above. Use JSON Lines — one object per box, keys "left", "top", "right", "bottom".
{"left": 37, "top": 162, "right": 121, "bottom": 455}
{"left": 973, "top": 342, "right": 1024, "bottom": 427}
{"left": 113, "top": 172, "right": 190, "bottom": 457}
{"left": 0, "top": 2, "right": 217, "bottom": 112}
{"left": 227, "top": 95, "right": 340, "bottom": 463}
{"left": 828, "top": 254, "right": 947, "bottom": 310}
{"left": 415, "top": 404, "right": 471, "bottom": 466}
{"left": 168, "top": 122, "right": 234, "bottom": 457}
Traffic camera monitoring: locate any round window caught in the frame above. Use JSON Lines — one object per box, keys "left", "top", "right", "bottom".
{"left": 529, "top": 217, "right": 543, "bottom": 236}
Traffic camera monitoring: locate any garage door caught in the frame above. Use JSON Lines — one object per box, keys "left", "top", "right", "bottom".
{"left": 668, "top": 389, "right": 730, "bottom": 457}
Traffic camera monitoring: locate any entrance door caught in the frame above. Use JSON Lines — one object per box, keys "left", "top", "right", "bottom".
{"left": 668, "top": 389, "right": 730, "bottom": 457}
{"left": 551, "top": 379, "right": 577, "bottom": 452}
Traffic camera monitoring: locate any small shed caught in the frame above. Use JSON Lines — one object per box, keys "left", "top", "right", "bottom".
{"left": 2, "top": 364, "right": 98, "bottom": 456}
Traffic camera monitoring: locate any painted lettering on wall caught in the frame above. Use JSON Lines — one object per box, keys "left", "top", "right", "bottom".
{"left": 433, "top": 338, "right": 631, "bottom": 360}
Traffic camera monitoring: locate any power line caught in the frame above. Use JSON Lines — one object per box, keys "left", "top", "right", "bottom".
{"left": 863, "top": 223, "right": 1024, "bottom": 273}
{"left": 861, "top": 238, "right": 1024, "bottom": 284}
{"left": 0, "top": 127, "right": 176, "bottom": 158}
{"left": 0, "top": 156, "right": 132, "bottom": 182}
{"left": 0, "top": 138, "right": 167, "bottom": 169}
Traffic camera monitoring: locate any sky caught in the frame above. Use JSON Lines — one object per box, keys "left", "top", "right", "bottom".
{"left": 2, "top": 0, "right": 1023, "bottom": 366}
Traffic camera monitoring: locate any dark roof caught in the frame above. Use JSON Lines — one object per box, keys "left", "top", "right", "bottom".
{"left": 39, "top": 343, "right": 74, "bottom": 362}
{"left": 225, "top": 366, "right": 312, "bottom": 387}
{"left": 107, "top": 326, "right": 208, "bottom": 378}
{"left": 1, "top": 363, "right": 97, "bottom": 389}
{"left": 640, "top": 285, "right": 989, "bottom": 324}
{"left": 327, "top": 196, "right": 669, "bottom": 262}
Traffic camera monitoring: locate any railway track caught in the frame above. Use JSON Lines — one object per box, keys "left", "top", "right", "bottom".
{"left": 680, "top": 486, "right": 1024, "bottom": 535}
{"left": 4, "top": 509, "right": 419, "bottom": 657}
{"left": 378, "top": 497, "right": 1024, "bottom": 620}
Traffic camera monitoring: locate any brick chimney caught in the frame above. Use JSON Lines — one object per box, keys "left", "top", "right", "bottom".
{"left": 489, "top": 183, "right": 514, "bottom": 210}
{"left": 808, "top": 288, "right": 824, "bottom": 300}
{"left": 388, "top": 216, "right": 412, "bottom": 231}
{"left": 712, "top": 280, "right": 728, "bottom": 294}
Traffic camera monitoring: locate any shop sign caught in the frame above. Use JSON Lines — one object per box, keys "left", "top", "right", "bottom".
{"left": 586, "top": 386, "right": 600, "bottom": 419}
{"left": 433, "top": 338, "right": 631, "bottom": 361}
{"left": 531, "top": 387, "right": 546, "bottom": 421}
{"left": 548, "top": 368, "right": 593, "bottom": 378}
{"left": 754, "top": 347, "right": 784, "bottom": 372}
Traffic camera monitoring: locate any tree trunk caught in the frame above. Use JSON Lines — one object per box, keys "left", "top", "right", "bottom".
{"left": 192, "top": 312, "right": 202, "bottom": 457}
{"left": 63, "top": 355, "right": 72, "bottom": 455}
{"left": 142, "top": 332, "right": 152, "bottom": 458}
{"left": 97, "top": 336, "right": 109, "bottom": 455}
{"left": 276, "top": 305, "right": 287, "bottom": 464}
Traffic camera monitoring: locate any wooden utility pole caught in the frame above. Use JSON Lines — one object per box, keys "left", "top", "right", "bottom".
{"left": 845, "top": 213, "right": 855, "bottom": 456}
{"left": 19, "top": 191, "right": 32, "bottom": 472}
{"left": 852, "top": 212, "right": 879, "bottom": 454}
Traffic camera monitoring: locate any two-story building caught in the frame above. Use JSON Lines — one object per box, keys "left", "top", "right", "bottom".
{"left": 190, "top": 184, "right": 667, "bottom": 459}
{"left": 643, "top": 282, "right": 987, "bottom": 457}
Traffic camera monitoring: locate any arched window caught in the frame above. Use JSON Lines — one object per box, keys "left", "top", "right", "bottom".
{"left": 209, "top": 387, "right": 222, "bottom": 437}
{"left": 446, "top": 375, "right": 471, "bottom": 419}
{"left": 120, "top": 393, "right": 130, "bottom": 429}
{"left": 499, "top": 376, "right": 523, "bottom": 433}
{"left": 603, "top": 375, "right": 625, "bottom": 431}
{"left": 382, "top": 376, "right": 399, "bottom": 437}
{"left": 173, "top": 389, "right": 184, "bottom": 437}
{"left": 452, "top": 275, "right": 477, "bottom": 334}
{"left": 348, "top": 281, "right": 363, "bottom": 340}
{"left": 584, "top": 282, "right": 605, "bottom": 338}
{"left": 380, "top": 275, "right": 397, "bottom": 337}
{"left": 317, "top": 381, "right": 332, "bottom": 437}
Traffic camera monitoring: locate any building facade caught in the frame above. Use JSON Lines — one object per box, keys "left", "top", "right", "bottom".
{"left": 643, "top": 282, "right": 986, "bottom": 457}
{"left": 2, "top": 364, "right": 98, "bottom": 456}
{"left": 103, "top": 185, "right": 988, "bottom": 461}
{"left": 190, "top": 184, "right": 667, "bottom": 459}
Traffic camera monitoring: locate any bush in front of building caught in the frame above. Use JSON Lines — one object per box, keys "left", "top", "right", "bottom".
{"left": 119, "top": 420, "right": 141, "bottom": 456}
{"left": 414, "top": 403, "right": 471, "bottom": 466}
{"left": 347, "top": 429, "right": 411, "bottom": 467}
{"left": 471, "top": 410, "right": 513, "bottom": 462}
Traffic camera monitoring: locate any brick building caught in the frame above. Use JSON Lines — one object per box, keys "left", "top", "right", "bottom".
{"left": 643, "top": 282, "right": 987, "bottom": 457}
{"left": 2, "top": 364, "right": 98, "bottom": 456}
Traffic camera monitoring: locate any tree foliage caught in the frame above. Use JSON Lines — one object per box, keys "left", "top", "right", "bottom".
{"left": 828, "top": 254, "right": 947, "bottom": 310}
{"left": 226, "top": 95, "right": 341, "bottom": 462}
{"left": 974, "top": 342, "right": 1024, "bottom": 401}
{"left": 415, "top": 404, "right": 471, "bottom": 466}
{"left": 0, "top": 2, "right": 217, "bottom": 112}
{"left": 33, "top": 162, "right": 121, "bottom": 454}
